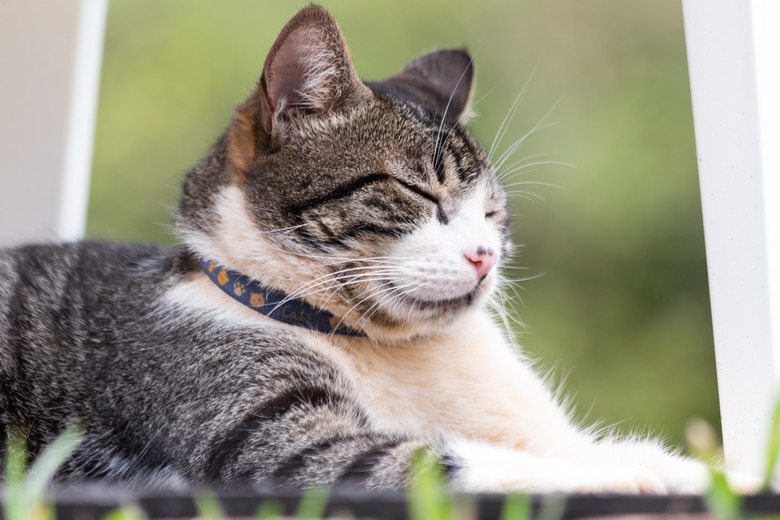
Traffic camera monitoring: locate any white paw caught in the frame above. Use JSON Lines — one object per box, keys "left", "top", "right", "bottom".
{"left": 641, "top": 454, "right": 764, "bottom": 495}
{"left": 598, "top": 449, "right": 764, "bottom": 495}
{"left": 648, "top": 456, "right": 711, "bottom": 494}
{"left": 449, "top": 440, "right": 668, "bottom": 494}
{"left": 566, "top": 467, "right": 668, "bottom": 495}
{"left": 579, "top": 441, "right": 712, "bottom": 494}
{"left": 447, "top": 439, "right": 765, "bottom": 495}
{"left": 723, "top": 470, "right": 764, "bottom": 495}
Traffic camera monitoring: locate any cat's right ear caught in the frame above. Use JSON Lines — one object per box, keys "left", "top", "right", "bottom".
{"left": 255, "top": 7, "right": 370, "bottom": 147}
{"left": 227, "top": 7, "right": 370, "bottom": 176}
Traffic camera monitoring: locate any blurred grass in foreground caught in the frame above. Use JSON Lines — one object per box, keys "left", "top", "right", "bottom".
{"left": 4, "top": 429, "right": 776, "bottom": 520}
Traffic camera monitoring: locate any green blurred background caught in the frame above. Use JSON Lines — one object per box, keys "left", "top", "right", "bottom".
{"left": 88, "top": 1, "right": 716, "bottom": 448}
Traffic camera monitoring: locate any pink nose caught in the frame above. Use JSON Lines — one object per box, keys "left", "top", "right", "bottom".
{"left": 464, "top": 246, "right": 497, "bottom": 280}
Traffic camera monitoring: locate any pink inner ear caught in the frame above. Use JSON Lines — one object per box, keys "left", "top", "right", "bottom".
{"left": 269, "top": 41, "right": 308, "bottom": 111}
{"left": 259, "top": 15, "right": 371, "bottom": 141}
{"left": 268, "top": 26, "right": 335, "bottom": 117}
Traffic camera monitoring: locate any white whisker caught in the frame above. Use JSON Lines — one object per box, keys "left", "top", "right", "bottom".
{"left": 487, "top": 72, "right": 534, "bottom": 164}
{"left": 433, "top": 53, "right": 476, "bottom": 167}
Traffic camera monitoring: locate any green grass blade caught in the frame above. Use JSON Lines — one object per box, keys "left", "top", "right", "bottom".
{"left": 4, "top": 433, "right": 28, "bottom": 520}
{"left": 101, "top": 505, "right": 148, "bottom": 520}
{"left": 705, "top": 469, "right": 744, "bottom": 520}
{"left": 295, "top": 487, "right": 329, "bottom": 520}
{"left": 255, "top": 499, "right": 284, "bottom": 520}
{"left": 4, "top": 427, "right": 82, "bottom": 520}
{"left": 407, "top": 450, "right": 454, "bottom": 520}
{"left": 501, "top": 494, "right": 532, "bottom": 520}
{"left": 194, "top": 491, "right": 226, "bottom": 520}
{"left": 4, "top": 433, "right": 27, "bottom": 486}
{"left": 23, "top": 425, "right": 84, "bottom": 505}
{"left": 762, "top": 393, "right": 780, "bottom": 492}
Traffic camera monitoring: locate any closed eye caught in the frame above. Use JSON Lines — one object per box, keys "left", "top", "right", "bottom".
{"left": 394, "top": 179, "right": 449, "bottom": 224}
{"left": 394, "top": 179, "right": 438, "bottom": 205}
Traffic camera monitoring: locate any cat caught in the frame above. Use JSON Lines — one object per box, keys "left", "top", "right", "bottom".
{"left": 0, "top": 5, "right": 749, "bottom": 494}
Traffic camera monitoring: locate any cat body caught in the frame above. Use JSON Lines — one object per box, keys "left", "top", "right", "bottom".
{"left": 0, "top": 241, "right": 707, "bottom": 493}
{"left": 0, "top": 6, "right": 725, "bottom": 493}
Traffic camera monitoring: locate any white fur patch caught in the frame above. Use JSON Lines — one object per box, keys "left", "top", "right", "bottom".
{"left": 181, "top": 185, "right": 340, "bottom": 312}
{"left": 448, "top": 437, "right": 671, "bottom": 494}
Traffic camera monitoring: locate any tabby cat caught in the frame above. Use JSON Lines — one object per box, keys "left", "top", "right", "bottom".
{"left": 0, "top": 6, "right": 742, "bottom": 493}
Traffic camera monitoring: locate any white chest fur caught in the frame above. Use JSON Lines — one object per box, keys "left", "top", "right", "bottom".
{"left": 317, "top": 310, "right": 581, "bottom": 453}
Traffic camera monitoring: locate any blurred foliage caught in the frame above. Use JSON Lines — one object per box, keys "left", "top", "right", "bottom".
{"left": 89, "top": 0, "right": 716, "bottom": 447}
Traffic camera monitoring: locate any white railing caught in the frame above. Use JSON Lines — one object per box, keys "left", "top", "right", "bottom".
{"left": 0, "top": 0, "right": 107, "bottom": 244}
{"left": 682, "top": 0, "right": 780, "bottom": 475}
{"left": 1, "top": 0, "right": 778, "bottom": 476}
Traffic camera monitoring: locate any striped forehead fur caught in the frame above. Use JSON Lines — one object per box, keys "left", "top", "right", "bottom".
{"left": 242, "top": 98, "right": 498, "bottom": 240}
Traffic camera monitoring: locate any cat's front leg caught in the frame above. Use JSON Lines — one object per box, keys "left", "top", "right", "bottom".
{"left": 417, "top": 311, "right": 743, "bottom": 494}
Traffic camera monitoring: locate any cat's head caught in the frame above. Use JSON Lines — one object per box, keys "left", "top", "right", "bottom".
{"left": 178, "top": 6, "right": 511, "bottom": 341}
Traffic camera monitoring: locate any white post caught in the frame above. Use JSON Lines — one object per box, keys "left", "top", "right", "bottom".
{"left": 0, "top": 0, "right": 108, "bottom": 245}
{"left": 682, "top": 0, "right": 780, "bottom": 475}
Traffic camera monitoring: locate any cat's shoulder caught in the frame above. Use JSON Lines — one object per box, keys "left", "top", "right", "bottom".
{"left": 0, "top": 241, "right": 196, "bottom": 308}
{"left": 1, "top": 241, "right": 180, "bottom": 270}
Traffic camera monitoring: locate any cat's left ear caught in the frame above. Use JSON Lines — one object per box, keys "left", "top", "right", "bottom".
{"left": 226, "top": 6, "right": 371, "bottom": 176}
{"left": 389, "top": 49, "right": 476, "bottom": 124}
{"left": 259, "top": 7, "right": 371, "bottom": 145}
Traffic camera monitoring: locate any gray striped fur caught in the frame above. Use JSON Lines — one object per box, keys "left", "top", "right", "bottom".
{"left": 0, "top": 243, "right": 433, "bottom": 489}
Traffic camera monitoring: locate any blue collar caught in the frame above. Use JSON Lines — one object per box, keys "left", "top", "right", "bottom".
{"left": 200, "top": 257, "right": 366, "bottom": 337}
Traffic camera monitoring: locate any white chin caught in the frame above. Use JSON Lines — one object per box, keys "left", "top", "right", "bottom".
{"left": 396, "top": 275, "right": 481, "bottom": 303}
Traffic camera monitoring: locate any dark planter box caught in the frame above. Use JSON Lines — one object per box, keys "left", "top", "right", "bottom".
{"left": 3, "top": 489, "right": 780, "bottom": 520}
